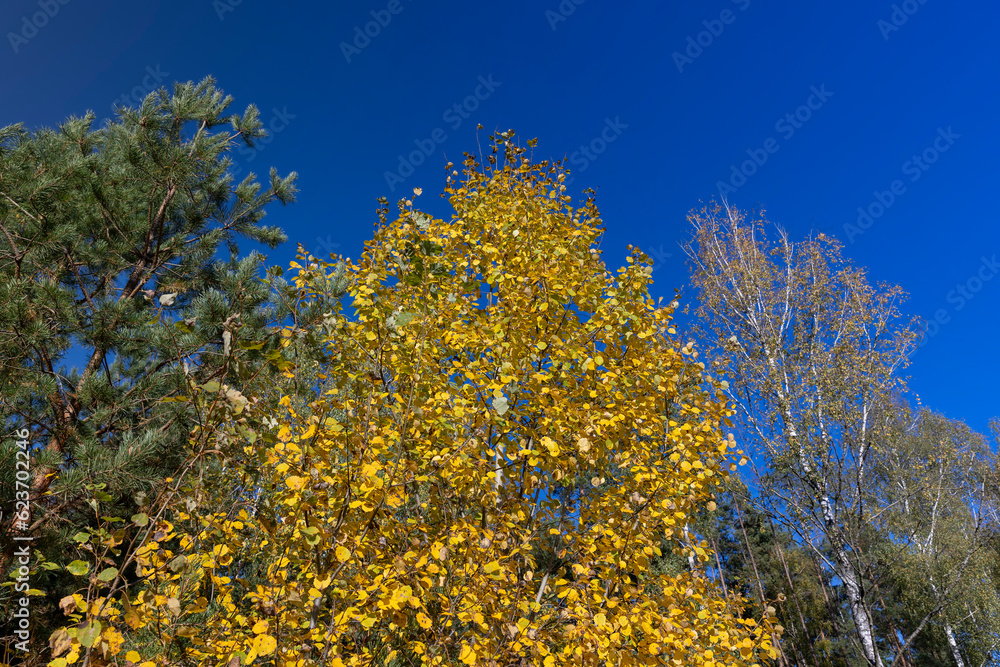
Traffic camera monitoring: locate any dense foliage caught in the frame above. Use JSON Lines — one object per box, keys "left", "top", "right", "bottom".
{"left": 34, "top": 137, "right": 780, "bottom": 667}
{"left": 2, "top": 86, "right": 998, "bottom": 667}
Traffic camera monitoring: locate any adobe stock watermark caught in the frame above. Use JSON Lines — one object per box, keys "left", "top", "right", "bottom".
{"left": 646, "top": 245, "right": 674, "bottom": 273}
{"left": 110, "top": 66, "right": 170, "bottom": 113}
{"left": 383, "top": 75, "right": 502, "bottom": 192}
{"left": 878, "top": 0, "right": 928, "bottom": 41}
{"left": 545, "top": 0, "right": 586, "bottom": 31}
{"left": 842, "top": 126, "right": 959, "bottom": 244}
{"left": 230, "top": 107, "right": 296, "bottom": 180}
{"left": 6, "top": 427, "right": 34, "bottom": 652}
{"left": 311, "top": 235, "right": 341, "bottom": 261}
{"left": 7, "top": 0, "right": 71, "bottom": 54}
{"left": 213, "top": 0, "right": 244, "bottom": 21}
{"left": 563, "top": 117, "right": 629, "bottom": 186}
{"left": 341, "top": 0, "right": 414, "bottom": 63}
{"left": 915, "top": 254, "right": 998, "bottom": 352}
{"left": 673, "top": 0, "right": 751, "bottom": 73}
{"left": 716, "top": 84, "right": 833, "bottom": 199}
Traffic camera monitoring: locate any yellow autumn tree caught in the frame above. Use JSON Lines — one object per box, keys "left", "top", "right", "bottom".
{"left": 48, "top": 134, "right": 779, "bottom": 667}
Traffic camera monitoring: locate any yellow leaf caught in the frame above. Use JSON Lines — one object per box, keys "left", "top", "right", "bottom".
{"left": 459, "top": 644, "right": 477, "bottom": 665}
{"left": 252, "top": 634, "right": 277, "bottom": 656}
{"left": 133, "top": 135, "right": 782, "bottom": 663}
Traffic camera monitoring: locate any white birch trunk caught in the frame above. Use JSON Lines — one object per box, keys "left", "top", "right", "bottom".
{"left": 837, "top": 547, "right": 882, "bottom": 666}
{"left": 944, "top": 622, "right": 967, "bottom": 667}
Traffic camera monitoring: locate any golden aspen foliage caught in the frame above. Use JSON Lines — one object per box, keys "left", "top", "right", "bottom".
{"left": 47, "top": 135, "right": 778, "bottom": 667}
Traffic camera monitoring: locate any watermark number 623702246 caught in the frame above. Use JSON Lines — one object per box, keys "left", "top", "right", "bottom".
{"left": 8, "top": 427, "right": 35, "bottom": 653}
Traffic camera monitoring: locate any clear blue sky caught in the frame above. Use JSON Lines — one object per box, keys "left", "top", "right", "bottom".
{"left": 2, "top": 0, "right": 998, "bottom": 435}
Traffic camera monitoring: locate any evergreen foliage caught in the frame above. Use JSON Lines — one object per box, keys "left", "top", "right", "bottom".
{"left": 0, "top": 79, "right": 347, "bottom": 655}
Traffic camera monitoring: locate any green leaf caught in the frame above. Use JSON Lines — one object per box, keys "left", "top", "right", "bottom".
{"left": 72, "top": 532, "right": 91, "bottom": 544}
{"left": 94, "top": 491, "right": 113, "bottom": 502}
{"left": 420, "top": 239, "right": 443, "bottom": 255}
{"left": 394, "top": 311, "right": 418, "bottom": 327}
{"left": 202, "top": 381, "right": 221, "bottom": 393}
{"left": 131, "top": 513, "right": 149, "bottom": 527}
{"left": 78, "top": 621, "right": 102, "bottom": 648}
{"left": 411, "top": 212, "right": 433, "bottom": 230}
{"left": 97, "top": 567, "right": 118, "bottom": 582}
{"left": 239, "top": 340, "right": 266, "bottom": 350}
{"left": 66, "top": 561, "right": 89, "bottom": 576}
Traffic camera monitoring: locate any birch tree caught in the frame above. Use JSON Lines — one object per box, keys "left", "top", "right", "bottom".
{"left": 874, "top": 407, "right": 1000, "bottom": 667}
{"left": 683, "top": 203, "right": 919, "bottom": 666}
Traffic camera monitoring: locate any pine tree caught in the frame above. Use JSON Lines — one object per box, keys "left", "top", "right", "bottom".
{"left": 0, "top": 78, "right": 344, "bottom": 655}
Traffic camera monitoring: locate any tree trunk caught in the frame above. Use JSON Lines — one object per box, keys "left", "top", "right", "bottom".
{"left": 836, "top": 547, "right": 882, "bottom": 666}
{"left": 944, "top": 622, "right": 967, "bottom": 667}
